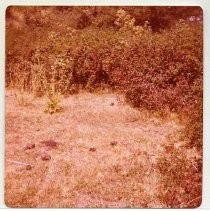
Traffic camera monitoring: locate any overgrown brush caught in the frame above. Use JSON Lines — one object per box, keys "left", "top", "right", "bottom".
{"left": 6, "top": 9, "right": 202, "bottom": 115}
{"left": 156, "top": 96, "right": 202, "bottom": 208}
{"left": 157, "top": 145, "right": 202, "bottom": 208}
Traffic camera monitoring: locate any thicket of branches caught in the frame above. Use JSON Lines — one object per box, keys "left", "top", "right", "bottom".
{"left": 6, "top": 6, "right": 203, "bottom": 208}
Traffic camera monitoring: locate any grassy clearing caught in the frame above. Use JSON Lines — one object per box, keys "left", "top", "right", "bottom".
{"left": 5, "top": 89, "right": 190, "bottom": 208}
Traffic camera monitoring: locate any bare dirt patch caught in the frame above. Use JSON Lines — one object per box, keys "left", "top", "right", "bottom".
{"left": 5, "top": 89, "right": 181, "bottom": 208}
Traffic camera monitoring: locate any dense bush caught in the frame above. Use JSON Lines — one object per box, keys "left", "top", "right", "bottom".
{"left": 124, "top": 21, "right": 202, "bottom": 112}
{"left": 6, "top": 8, "right": 202, "bottom": 109}
{"left": 157, "top": 145, "right": 202, "bottom": 208}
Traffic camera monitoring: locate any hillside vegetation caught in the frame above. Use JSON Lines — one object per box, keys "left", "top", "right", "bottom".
{"left": 5, "top": 6, "right": 203, "bottom": 208}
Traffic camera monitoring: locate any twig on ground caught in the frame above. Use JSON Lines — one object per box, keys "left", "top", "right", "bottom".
{"left": 186, "top": 196, "right": 201, "bottom": 206}
{"left": 7, "top": 160, "right": 33, "bottom": 167}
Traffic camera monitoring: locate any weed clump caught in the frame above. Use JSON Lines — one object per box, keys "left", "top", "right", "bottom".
{"left": 44, "top": 86, "right": 63, "bottom": 114}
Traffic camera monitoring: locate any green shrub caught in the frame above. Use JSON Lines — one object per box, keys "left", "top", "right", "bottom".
{"left": 44, "top": 85, "right": 63, "bottom": 114}
{"left": 157, "top": 146, "right": 202, "bottom": 208}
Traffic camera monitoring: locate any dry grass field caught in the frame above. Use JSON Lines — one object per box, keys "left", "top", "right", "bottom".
{"left": 5, "top": 89, "right": 184, "bottom": 208}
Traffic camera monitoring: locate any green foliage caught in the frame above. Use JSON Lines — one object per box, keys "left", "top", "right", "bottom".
{"left": 157, "top": 146, "right": 202, "bottom": 208}
{"left": 44, "top": 94, "right": 63, "bottom": 114}
{"left": 44, "top": 86, "right": 63, "bottom": 114}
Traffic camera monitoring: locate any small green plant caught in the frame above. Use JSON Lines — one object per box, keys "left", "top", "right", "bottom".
{"left": 44, "top": 86, "right": 63, "bottom": 114}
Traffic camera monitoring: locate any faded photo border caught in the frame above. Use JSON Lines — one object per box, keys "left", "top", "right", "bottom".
{"left": 0, "top": 0, "right": 210, "bottom": 210}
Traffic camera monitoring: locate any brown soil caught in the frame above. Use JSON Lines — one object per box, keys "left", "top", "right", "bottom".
{"left": 5, "top": 89, "right": 181, "bottom": 208}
